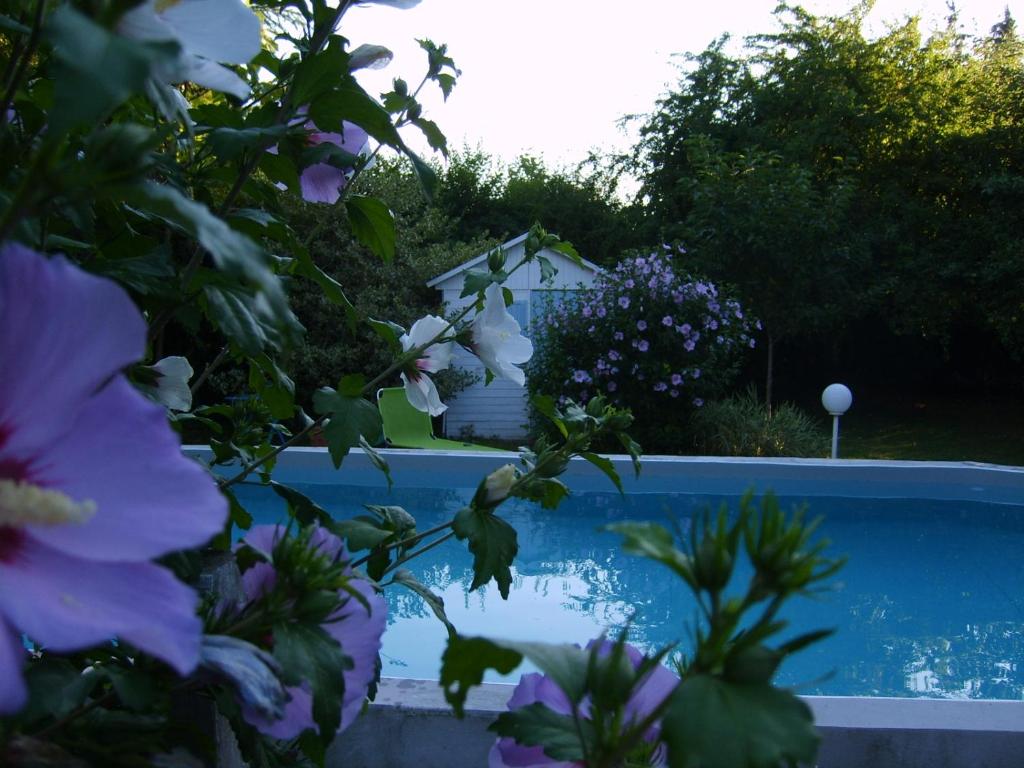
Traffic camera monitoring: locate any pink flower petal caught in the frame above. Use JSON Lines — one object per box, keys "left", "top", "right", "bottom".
{"left": 27, "top": 377, "right": 226, "bottom": 562}
{"left": 0, "top": 537, "right": 202, "bottom": 674}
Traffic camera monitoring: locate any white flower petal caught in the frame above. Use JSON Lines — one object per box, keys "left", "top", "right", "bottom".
{"left": 402, "top": 315, "right": 454, "bottom": 373}
{"left": 159, "top": 0, "right": 261, "bottom": 63}
{"left": 178, "top": 56, "right": 251, "bottom": 99}
{"left": 400, "top": 372, "right": 447, "bottom": 416}
{"left": 150, "top": 356, "right": 194, "bottom": 412}
{"left": 470, "top": 284, "right": 533, "bottom": 386}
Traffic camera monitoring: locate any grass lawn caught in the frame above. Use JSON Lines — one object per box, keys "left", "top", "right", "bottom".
{"left": 838, "top": 396, "right": 1024, "bottom": 466}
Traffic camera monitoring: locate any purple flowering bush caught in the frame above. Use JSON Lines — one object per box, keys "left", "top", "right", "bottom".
{"left": 529, "top": 246, "right": 759, "bottom": 451}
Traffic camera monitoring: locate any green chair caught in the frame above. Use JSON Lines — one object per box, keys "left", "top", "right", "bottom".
{"left": 376, "top": 387, "right": 506, "bottom": 452}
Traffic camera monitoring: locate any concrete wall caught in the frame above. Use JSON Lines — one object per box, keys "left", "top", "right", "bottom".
{"left": 331, "top": 679, "right": 1024, "bottom": 768}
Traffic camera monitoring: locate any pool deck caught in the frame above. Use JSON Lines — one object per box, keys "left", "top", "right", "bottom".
{"left": 189, "top": 446, "right": 1024, "bottom": 767}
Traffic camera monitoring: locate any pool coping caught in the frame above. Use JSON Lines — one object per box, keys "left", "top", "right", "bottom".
{"left": 330, "top": 678, "right": 1024, "bottom": 768}
{"left": 188, "top": 445, "right": 1024, "bottom": 503}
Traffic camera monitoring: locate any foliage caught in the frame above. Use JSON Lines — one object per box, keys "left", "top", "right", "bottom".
{"left": 528, "top": 247, "right": 758, "bottom": 452}
{"left": 687, "top": 387, "right": 829, "bottom": 457}
{"left": 0, "top": 1, "right": 836, "bottom": 766}
{"left": 631, "top": 3, "right": 1024, "bottom": 398}
{"left": 436, "top": 149, "right": 645, "bottom": 266}
{"left": 442, "top": 493, "right": 843, "bottom": 768}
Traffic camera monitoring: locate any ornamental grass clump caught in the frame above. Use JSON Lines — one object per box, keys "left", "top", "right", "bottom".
{"left": 529, "top": 246, "right": 759, "bottom": 452}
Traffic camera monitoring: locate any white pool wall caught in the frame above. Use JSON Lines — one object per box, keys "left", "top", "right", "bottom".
{"left": 190, "top": 445, "right": 1024, "bottom": 503}
{"left": 188, "top": 447, "right": 1024, "bottom": 767}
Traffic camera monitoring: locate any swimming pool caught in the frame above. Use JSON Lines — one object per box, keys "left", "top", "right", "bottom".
{"left": 206, "top": 448, "right": 1024, "bottom": 700}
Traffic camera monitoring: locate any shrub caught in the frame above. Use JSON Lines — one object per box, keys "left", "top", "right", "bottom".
{"left": 528, "top": 246, "right": 758, "bottom": 451}
{"left": 688, "top": 387, "right": 829, "bottom": 457}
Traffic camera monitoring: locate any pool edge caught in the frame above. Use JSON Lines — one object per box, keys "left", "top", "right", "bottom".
{"left": 330, "top": 678, "right": 1024, "bottom": 768}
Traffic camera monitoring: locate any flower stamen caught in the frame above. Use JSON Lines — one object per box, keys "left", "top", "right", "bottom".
{"left": 0, "top": 480, "right": 96, "bottom": 527}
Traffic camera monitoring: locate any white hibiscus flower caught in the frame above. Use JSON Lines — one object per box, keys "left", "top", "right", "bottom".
{"left": 470, "top": 283, "right": 533, "bottom": 386}
{"left": 118, "top": 0, "right": 261, "bottom": 100}
{"left": 399, "top": 315, "right": 454, "bottom": 416}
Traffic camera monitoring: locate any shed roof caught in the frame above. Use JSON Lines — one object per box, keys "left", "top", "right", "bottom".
{"left": 426, "top": 231, "right": 602, "bottom": 289}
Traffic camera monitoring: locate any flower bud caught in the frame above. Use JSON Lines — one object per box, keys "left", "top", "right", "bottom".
{"left": 482, "top": 463, "right": 517, "bottom": 505}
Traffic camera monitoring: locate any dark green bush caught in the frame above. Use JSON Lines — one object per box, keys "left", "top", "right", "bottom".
{"left": 688, "top": 387, "right": 828, "bottom": 457}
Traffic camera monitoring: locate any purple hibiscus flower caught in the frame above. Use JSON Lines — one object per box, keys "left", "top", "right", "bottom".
{"left": 636, "top": 320, "right": 647, "bottom": 331}
{"left": 662, "top": 316, "right": 674, "bottom": 327}
{"left": 0, "top": 244, "right": 227, "bottom": 713}
{"left": 489, "top": 640, "right": 678, "bottom": 768}
{"left": 299, "top": 121, "right": 370, "bottom": 204}
{"left": 618, "top": 296, "right": 630, "bottom": 309}
{"left": 670, "top": 373, "right": 683, "bottom": 386}
{"left": 237, "top": 525, "right": 386, "bottom": 737}
{"left": 637, "top": 340, "right": 650, "bottom": 352}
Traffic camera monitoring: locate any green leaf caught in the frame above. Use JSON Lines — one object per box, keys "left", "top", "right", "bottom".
{"left": 367, "top": 318, "right": 405, "bottom": 352}
{"left": 440, "top": 636, "right": 589, "bottom": 718}
{"left": 292, "top": 40, "right": 352, "bottom": 106}
{"left": 209, "top": 125, "right": 290, "bottom": 160}
{"left": 359, "top": 436, "right": 393, "bottom": 489}
{"left": 532, "top": 395, "right": 567, "bottom": 437}
{"left": 312, "top": 388, "right": 383, "bottom": 468}
{"left": 270, "top": 482, "right": 333, "bottom": 528}
{"left": 440, "top": 636, "right": 523, "bottom": 717}
{"left": 459, "top": 269, "right": 496, "bottom": 299}
{"left": 0, "top": 13, "right": 30, "bottom": 34}
{"left": 132, "top": 182, "right": 277, "bottom": 293}
{"left": 364, "top": 505, "right": 417, "bottom": 535}
{"left": 202, "top": 283, "right": 287, "bottom": 356}
{"left": 550, "top": 241, "right": 583, "bottom": 267}
{"left": 403, "top": 147, "right": 439, "bottom": 201}
{"left": 537, "top": 477, "right": 569, "bottom": 509}
{"left": 292, "top": 250, "right": 360, "bottom": 331}
{"left": 491, "top": 702, "right": 590, "bottom": 762}
{"left": 20, "top": 659, "right": 100, "bottom": 724}
{"left": 272, "top": 622, "right": 349, "bottom": 738}
{"left": 338, "top": 374, "right": 366, "bottom": 397}
{"left": 579, "top": 451, "right": 622, "bottom": 494}
{"left": 89, "top": 250, "right": 174, "bottom": 296}
{"left": 435, "top": 73, "right": 457, "bottom": 100}
{"left": 46, "top": 7, "right": 178, "bottom": 132}
{"left": 334, "top": 518, "right": 393, "bottom": 551}
{"left": 346, "top": 196, "right": 396, "bottom": 263}
{"left": 663, "top": 676, "right": 820, "bottom": 768}
{"left": 223, "top": 487, "right": 254, "bottom": 532}
{"left": 411, "top": 117, "right": 448, "bottom": 156}
{"left": 605, "top": 522, "right": 696, "bottom": 589}
{"left": 452, "top": 507, "right": 518, "bottom": 598}
{"left": 392, "top": 569, "right": 457, "bottom": 639}
{"left": 537, "top": 255, "right": 557, "bottom": 284}
{"left": 101, "top": 665, "right": 158, "bottom": 712}
{"left": 309, "top": 81, "right": 403, "bottom": 148}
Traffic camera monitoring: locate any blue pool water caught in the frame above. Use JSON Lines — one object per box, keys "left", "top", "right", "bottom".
{"left": 234, "top": 481, "right": 1024, "bottom": 699}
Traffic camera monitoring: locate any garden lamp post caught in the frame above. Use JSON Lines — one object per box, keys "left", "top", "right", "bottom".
{"left": 821, "top": 383, "right": 853, "bottom": 459}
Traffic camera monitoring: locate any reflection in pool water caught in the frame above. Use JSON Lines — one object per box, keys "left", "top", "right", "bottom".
{"left": 234, "top": 482, "right": 1024, "bottom": 699}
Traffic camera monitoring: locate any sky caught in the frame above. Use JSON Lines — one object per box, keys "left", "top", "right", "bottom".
{"left": 343, "top": 0, "right": 1023, "bottom": 170}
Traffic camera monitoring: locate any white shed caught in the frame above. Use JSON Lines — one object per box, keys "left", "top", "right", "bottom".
{"left": 427, "top": 232, "right": 602, "bottom": 441}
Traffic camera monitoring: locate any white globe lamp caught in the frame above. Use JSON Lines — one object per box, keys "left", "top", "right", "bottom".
{"left": 821, "top": 383, "right": 853, "bottom": 458}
